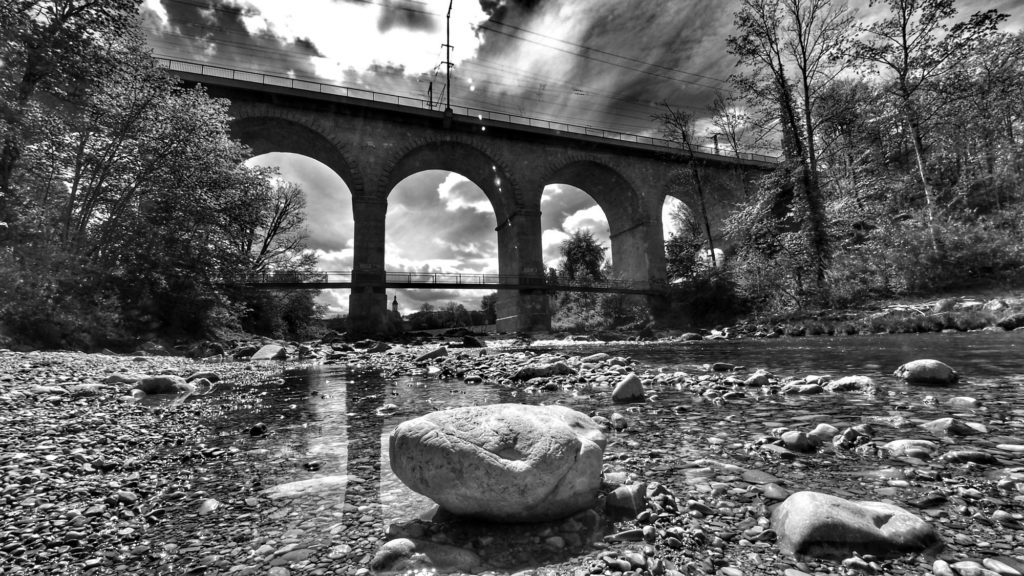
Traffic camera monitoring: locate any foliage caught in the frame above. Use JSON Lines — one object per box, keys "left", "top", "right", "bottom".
{"left": 406, "top": 300, "right": 490, "bottom": 331}
{"left": 549, "top": 231, "right": 651, "bottom": 331}
{"left": 716, "top": 0, "right": 1024, "bottom": 317}
{"left": 0, "top": 0, "right": 143, "bottom": 218}
{"left": 0, "top": 9, "right": 323, "bottom": 347}
{"left": 851, "top": 0, "right": 1007, "bottom": 250}
{"left": 480, "top": 292, "right": 498, "bottom": 325}
{"left": 665, "top": 217, "right": 705, "bottom": 281}
{"left": 558, "top": 229, "right": 606, "bottom": 282}
{"left": 665, "top": 267, "right": 747, "bottom": 328}
{"left": 727, "top": 0, "right": 854, "bottom": 297}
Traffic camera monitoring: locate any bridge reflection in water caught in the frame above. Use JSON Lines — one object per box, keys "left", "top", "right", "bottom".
{"left": 235, "top": 270, "right": 667, "bottom": 295}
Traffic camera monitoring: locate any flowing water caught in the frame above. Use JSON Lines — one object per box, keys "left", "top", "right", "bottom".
{"left": 198, "top": 331, "right": 1024, "bottom": 570}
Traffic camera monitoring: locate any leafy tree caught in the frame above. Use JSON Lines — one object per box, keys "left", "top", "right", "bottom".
{"left": 0, "top": 11, "right": 323, "bottom": 345}
{"left": 480, "top": 292, "right": 498, "bottom": 324}
{"left": 558, "top": 229, "right": 606, "bottom": 282}
{"left": 440, "top": 301, "right": 470, "bottom": 328}
{"left": 0, "top": 0, "right": 142, "bottom": 232}
{"left": 665, "top": 224, "right": 705, "bottom": 281}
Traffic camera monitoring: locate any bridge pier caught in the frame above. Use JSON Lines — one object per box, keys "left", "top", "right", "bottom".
{"left": 348, "top": 198, "right": 389, "bottom": 336}
{"left": 496, "top": 208, "right": 550, "bottom": 333}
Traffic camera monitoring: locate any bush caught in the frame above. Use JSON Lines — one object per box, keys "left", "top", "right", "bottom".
{"left": 665, "top": 267, "right": 747, "bottom": 328}
{"left": 826, "top": 209, "right": 1024, "bottom": 304}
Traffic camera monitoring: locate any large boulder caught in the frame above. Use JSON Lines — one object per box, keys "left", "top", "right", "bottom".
{"left": 772, "top": 491, "right": 941, "bottom": 559}
{"left": 611, "top": 373, "right": 644, "bottom": 403}
{"left": 511, "top": 361, "right": 575, "bottom": 381}
{"left": 251, "top": 344, "right": 287, "bottom": 361}
{"left": 134, "top": 375, "right": 194, "bottom": 395}
{"left": 389, "top": 403, "right": 606, "bottom": 522}
{"left": 893, "top": 359, "right": 958, "bottom": 384}
{"left": 824, "top": 375, "right": 878, "bottom": 395}
{"left": 996, "top": 312, "right": 1024, "bottom": 331}
{"left": 370, "top": 538, "right": 481, "bottom": 575}
{"left": 414, "top": 347, "right": 447, "bottom": 362}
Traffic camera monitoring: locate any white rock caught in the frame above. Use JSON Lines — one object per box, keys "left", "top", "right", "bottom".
{"left": 389, "top": 404, "right": 605, "bottom": 522}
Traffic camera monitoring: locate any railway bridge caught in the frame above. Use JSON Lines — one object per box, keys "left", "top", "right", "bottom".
{"left": 165, "top": 59, "right": 775, "bottom": 333}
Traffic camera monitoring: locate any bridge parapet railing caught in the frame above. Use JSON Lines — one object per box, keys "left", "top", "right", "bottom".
{"left": 157, "top": 57, "right": 781, "bottom": 164}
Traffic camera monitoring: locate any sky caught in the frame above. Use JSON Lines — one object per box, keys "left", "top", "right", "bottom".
{"left": 141, "top": 0, "right": 1024, "bottom": 316}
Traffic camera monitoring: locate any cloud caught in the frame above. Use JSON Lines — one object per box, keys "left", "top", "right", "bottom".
{"left": 387, "top": 171, "right": 497, "bottom": 272}
{"left": 437, "top": 172, "right": 493, "bottom": 213}
{"left": 392, "top": 288, "right": 495, "bottom": 316}
{"left": 378, "top": 0, "right": 439, "bottom": 33}
{"left": 141, "top": 0, "right": 170, "bottom": 29}
{"left": 217, "top": 0, "right": 486, "bottom": 84}
{"left": 540, "top": 184, "right": 599, "bottom": 230}
{"left": 313, "top": 248, "right": 354, "bottom": 270}
{"left": 542, "top": 228, "right": 569, "bottom": 268}
{"left": 466, "top": 0, "right": 738, "bottom": 134}
{"left": 146, "top": 0, "right": 323, "bottom": 78}
{"left": 315, "top": 289, "right": 349, "bottom": 314}
{"left": 562, "top": 205, "right": 608, "bottom": 235}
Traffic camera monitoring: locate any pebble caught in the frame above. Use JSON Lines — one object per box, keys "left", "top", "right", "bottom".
{"left": 2, "top": 340, "right": 1021, "bottom": 576}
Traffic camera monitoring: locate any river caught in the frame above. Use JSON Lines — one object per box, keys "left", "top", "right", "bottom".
{"left": 202, "top": 330, "right": 1024, "bottom": 573}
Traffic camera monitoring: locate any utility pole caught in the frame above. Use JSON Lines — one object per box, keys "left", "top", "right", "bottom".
{"left": 443, "top": 0, "right": 453, "bottom": 115}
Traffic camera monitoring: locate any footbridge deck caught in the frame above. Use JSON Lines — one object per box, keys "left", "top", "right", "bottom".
{"left": 235, "top": 271, "right": 667, "bottom": 295}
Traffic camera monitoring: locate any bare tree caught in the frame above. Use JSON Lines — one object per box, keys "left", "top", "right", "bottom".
{"left": 235, "top": 179, "right": 309, "bottom": 275}
{"left": 708, "top": 91, "right": 752, "bottom": 196}
{"left": 728, "top": 0, "right": 853, "bottom": 294}
{"left": 655, "top": 103, "right": 717, "bottom": 267}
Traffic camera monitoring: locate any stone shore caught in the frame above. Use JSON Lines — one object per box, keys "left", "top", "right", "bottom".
{"left": 1, "top": 336, "right": 1022, "bottom": 576}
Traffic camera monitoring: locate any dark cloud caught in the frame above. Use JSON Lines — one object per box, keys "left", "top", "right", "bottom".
{"left": 389, "top": 171, "right": 445, "bottom": 209}
{"left": 378, "top": 0, "right": 438, "bottom": 33}
{"left": 540, "top": 185, "right": 598, "bottom": 230}
{"left": 146, "top": 0, "right": 321, "bottom": 77}
{"left": 468, "top": 0, "right": 737, "bottom": 136}
{"left": 366, "top": 62, "right": 407, "bottom": 78}
{"left": 478, "top": 0, "right": 545, "bottom": 19}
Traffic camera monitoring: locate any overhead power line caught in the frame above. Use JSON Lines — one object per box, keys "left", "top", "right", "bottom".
{"left": 483, "top": 18, "right": 732, "bottom": 88}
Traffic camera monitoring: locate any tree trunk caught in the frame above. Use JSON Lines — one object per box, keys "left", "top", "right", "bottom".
{"left": 690, "top": 166, "right": 717, "bottom": 268}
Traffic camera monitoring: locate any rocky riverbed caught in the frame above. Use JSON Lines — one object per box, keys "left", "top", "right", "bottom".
{"left": 1, "top": 335, "right": 1023, "bottom": 576}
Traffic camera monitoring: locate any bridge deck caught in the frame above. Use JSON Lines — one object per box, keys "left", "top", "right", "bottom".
{"left": 158, "top": 57, "right": 780, "bottom": 167}
{"left": 235, "top": 271, "right": 666, "bottom": 295}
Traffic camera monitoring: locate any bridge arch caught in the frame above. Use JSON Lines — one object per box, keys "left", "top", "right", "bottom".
{"left": 663, "top": 167, "right": 742, "bottom": 256}
{"left": 541, "top": 158, "right": 649, "bottom": 283}
{"left": 228, "top": 113, "right": 365, "bottom": 197}
{"left": 378, "top": 139, "right": 519, "bottom": 222}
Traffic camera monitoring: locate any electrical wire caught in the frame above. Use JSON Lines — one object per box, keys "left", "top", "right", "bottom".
{"left": 150, "top": 0, "right": 770, "bottom": 144}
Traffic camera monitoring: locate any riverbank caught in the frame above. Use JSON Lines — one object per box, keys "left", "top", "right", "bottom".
{"left": 1, "top": 336, "right": 1023, "bottom": 575}
{"left": 730, "top": 293, "right": 1024, "bottom": 339}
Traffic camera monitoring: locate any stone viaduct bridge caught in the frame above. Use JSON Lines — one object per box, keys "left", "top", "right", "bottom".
{"left": 164, "top": 59, "right": 776, "bottom": 334}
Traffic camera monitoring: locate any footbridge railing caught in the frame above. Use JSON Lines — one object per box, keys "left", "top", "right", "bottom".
{"left": 232, "top": 270, "right": 668, "bottom": 295}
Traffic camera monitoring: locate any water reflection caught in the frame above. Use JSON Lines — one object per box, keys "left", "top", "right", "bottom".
{"left": 203, "top": 331, "right": 1024, "bottom": 570}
